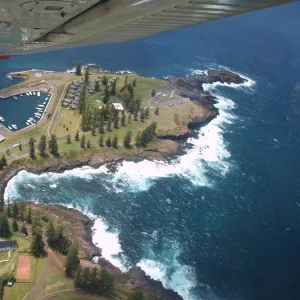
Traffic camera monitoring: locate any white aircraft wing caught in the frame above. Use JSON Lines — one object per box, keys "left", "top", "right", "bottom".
{"left": 0, "top": 0, "right": 294, "bottom": 56}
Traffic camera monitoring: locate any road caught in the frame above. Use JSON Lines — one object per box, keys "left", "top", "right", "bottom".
{"left": 47, "top": 82, "right": 69, "bottom": 137}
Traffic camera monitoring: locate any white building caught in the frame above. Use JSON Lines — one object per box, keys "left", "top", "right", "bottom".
{"left": 0, "top": 135, "right": 5, "bottom": 143}
{"left": 112, "top": 103, "right": 124, "bottom": 111}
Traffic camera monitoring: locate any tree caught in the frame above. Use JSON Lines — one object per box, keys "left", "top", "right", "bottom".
{"left": 26, "top": 206, "right": 32, "bottom": 224}
{"left": 75, "top": 130, "right": 80, "bottom": 141}
{"left": 32, "top": 217, "right": 41, "bottom": 233}
{"left": 123, "top": 131, "right": 132, "bottom": 148}
{"left": 135, "top": 131, "right": 142, "bottom": 147}
{"left": 121, "top": 114, "right": 126, "bottom": 127}
{"left": 132, "top": 78, "right": 137, "bottom": 87}
{"left": 19, "top": 201, "right": 25, "bottom": 221}
{"left": 46, "top": 220, "right": 56, "bottom": 248}
{"left": 0, "top": 216, "right": 10, "bottom": 238}
{"left": 12, "top": 220, "right": 18, "bottom": 232}
{"left": 103, "top": 86, "right": 110, "bottom": 104}
{"left": 76, "top": 61, "right": 82, "bottom": 76}
{"left": 91, "top": 124, "right": 96, "bottom": 136}
{"left": 113, "top": 115, "right": 119, "bottom": 129}
{"left": 38, "top": 135, "right": 47, "bottom": 157}
{"left": 12, "top": 202, "right": 19, "bottom": 219}
{"left": 95, "top": 80, "right": 100, "bottom": 92}
{"left": 100, "top": 269, "right": 114, "bottom": 295}
{"left": 99, "top": 135, "right": 104, "bottom": 147}
{"left": 155, "top": 106, "right": 160, "bottom": 115}
{"left": 82, "top": 267, "right": 91, "bottom": 289}
{"left": 140, "top": 110, "right": 145, "bottom": 122}
{"left": 19, "top": 142, "right": 22, "bottom": 151}
{"left": 107, "top": 119, "right": 112, "bottom": 132}
{"left": 29, "top": 137, "right": 35, "bottom": 159}
{"left": 128, "top": 114, "right": 132, "bottom": 124}
{"left": 21, "top": 225, "right": 28, "bottom": 236}
{"left": 151, "top": 89, "right": 156, "bottom": 98}
{"left": 6, "top": 149, "right": 9, "bottom": 156}
{"left": 84, "top": 66, "right": 89, "bottom": 83}
{"left": 65, "top": 244, "right": 80, "bottom": 276}
{"left": 87, "top": 140, "right": 91, "bottom": 148}
{"left": 48, "top": 135, "right": 58, "bottom": 156}
{"left": 111, "top": 80, "right": 117, "bottom": 96}
{"left": 105, "top": 137, "right": 112, "bottom": 147}
{"left": 145, "top": 107, "right": 150, "bottom": 117}
{"left": 67, "top": 134, "right": 71, "bottom": 144}
{"left": 112, "top": 136, "right": 118, "bottom": 149}
{"left": 31, "top": 227, "right": 45, "bottom": 257}
{"left": 101, "top": 76, "right": 108, "bottom": 85}
{"left": 99, "top": 120, "right": 105, "bottom": 134}
{"left": 75, "top": 268, "right": 82, "bottom": 287}
{"left": 1, "top": 155, "right": 7, "bottom": 167}
{"left": 80, "top": 135, "right": 86, "bottom": 149}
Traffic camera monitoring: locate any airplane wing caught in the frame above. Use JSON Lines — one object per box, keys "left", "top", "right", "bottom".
{"left": 0, "top": 0, "right": 294, "bottom": 56}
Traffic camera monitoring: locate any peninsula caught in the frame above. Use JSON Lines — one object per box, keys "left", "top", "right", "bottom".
{"left": 0, "top": 64, "right": 247, "bottom": 300}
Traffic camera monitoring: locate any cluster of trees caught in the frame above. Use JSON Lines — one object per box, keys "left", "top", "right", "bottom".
{"left": 75, "top": 267, "right": 114, "bottom": 296}
{"left": 136, "top": 122, "right": 157, "bottom": 147}
{"left": 7, "top": 200, "right": 32, "bottom": 224}
{"left": 0, "top": 155, "right": 7, "bottom": 170}
{"left": 76, "top": 61, "right": 82, "bottom": 76}
{"left": 46, "top": 220, "right": 71, "bottom": 255}
{"left": 29, "top": 134, "right": 59, "bottom": 159}
{"left": 31, "top": 221, "right": 45, "bottom": 257}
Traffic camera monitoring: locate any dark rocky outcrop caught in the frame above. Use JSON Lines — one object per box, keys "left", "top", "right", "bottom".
{"left": 167, "top": 69, "right": 247, "bottom": 107}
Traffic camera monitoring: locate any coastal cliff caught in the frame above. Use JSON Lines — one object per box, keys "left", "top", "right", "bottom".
{"left": 0, "top": 69, "right": 246, "bottom": 300}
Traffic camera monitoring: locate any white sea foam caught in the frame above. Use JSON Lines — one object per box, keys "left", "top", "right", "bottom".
{"left": 137, "top": 255, "right": 198, "bottom": 300}
{"left": 92, "top": 218, "right": 127, "bottom": 271}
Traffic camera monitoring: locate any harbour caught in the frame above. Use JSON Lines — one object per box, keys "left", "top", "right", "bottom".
{"left": 0, "top": 91, "right": 52, "bottom": 132}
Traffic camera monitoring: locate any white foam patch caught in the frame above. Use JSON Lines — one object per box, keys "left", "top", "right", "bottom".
{"left": 137, "top": 256, "right": 198, "bottom": 300}
{"left": 92, "top": 218, "right": 127, "bottom": 271}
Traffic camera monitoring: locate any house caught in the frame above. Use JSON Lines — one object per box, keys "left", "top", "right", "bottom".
{"left": 112, "top": 103, "right": 124, "bottom": 111}
{"left": 0, "top": 135, "right": 5, "bottom": 143}
{"left": 0, "top": 241, "right": 18, "bottom": 251}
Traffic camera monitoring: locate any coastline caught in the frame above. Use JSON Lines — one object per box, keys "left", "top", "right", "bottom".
{"left": 0, "top": 68, "right": 248, "bottom": 299}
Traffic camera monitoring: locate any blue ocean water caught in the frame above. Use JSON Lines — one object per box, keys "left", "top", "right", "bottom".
{"left": 2, "top": 3, "right": 300, "bottom": 300}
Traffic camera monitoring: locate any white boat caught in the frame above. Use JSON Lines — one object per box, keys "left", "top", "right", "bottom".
{"left": 38, "top": 104, "right": 45, "bottom": 108}
{"left": 21, "top": 94, "right": 23, "bottom": 97}
{"left": 0, "top": 117, "right": 4, "bottom": 122}
{"left": 43, "top": 101, "right": 46, "bottom": 105}
{"left": 29, "top": 91, "right": 32, "bottom": 95}
{"left": 8, "top": 126, "right": 12, "bottom": 130}
{"left": 36, "top": 115, "right": 41, "bottom": 119}
{"left": 33, "top": 91, "right": 36, "bottom": 95}
{"left": 13, "top": 96, "right": 17, "bottom": 100}
{"left": 12, "top": 124, "right": 17, "bottom": 130}
{"left": 26, "top": 92, "right": 29, "bottom": 96}
{"left": 26, "top": 122, "right": 30, "bottom": 126}
{"left": 37, "top": 91, "right": 40, "bottom": 97}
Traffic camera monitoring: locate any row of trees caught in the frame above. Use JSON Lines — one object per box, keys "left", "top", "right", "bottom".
{"left": 0, "top": 215, "right": 28, "bottom": 239}
{"left": 74, "top": 267, "right": 114, "bottom": 296}
{"left": 29, "top": 134, "right": 59, "bottom": 159}
{"left": 7, "top": 200, "right": 32, "bottom": 223}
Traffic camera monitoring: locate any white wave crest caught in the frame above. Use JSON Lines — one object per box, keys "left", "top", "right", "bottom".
{"left": 92, "top": 218, "right": 128, "bottom": 271}
{"left": 137, "top": 256, "right": 198, "bottom": 300}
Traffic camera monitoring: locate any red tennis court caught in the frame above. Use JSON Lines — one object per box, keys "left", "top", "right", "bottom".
{"left": 16, "top": 256, "right": 31, "bottom": 279}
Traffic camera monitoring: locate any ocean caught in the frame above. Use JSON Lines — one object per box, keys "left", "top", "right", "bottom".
{"left": 2, "top": 2, "right": 300, "bottom": 300}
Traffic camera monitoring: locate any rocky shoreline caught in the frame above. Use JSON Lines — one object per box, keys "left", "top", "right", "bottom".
{"left": 0, "top": 69, "right": 247, "bottom": 300}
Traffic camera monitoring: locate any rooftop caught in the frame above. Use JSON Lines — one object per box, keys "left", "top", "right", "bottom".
{"left": 0, "top": 241, "right": 18, "bottom": 249}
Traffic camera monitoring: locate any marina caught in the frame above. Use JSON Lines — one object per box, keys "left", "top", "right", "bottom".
{"left": 0, "top": 91, "right": 51, "bottom": 131}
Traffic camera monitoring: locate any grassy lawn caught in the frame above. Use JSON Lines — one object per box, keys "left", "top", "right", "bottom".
{"left": 54, "top": 108, "right": 81, "bottom": 138}
{"left": 4, "top": 283, "right": 34, "bottom": 300}
{"left": 0, "top": 251, "right": 9, "bottom": 261}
